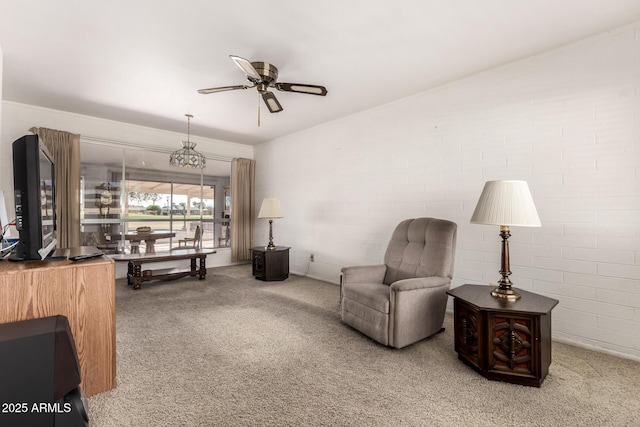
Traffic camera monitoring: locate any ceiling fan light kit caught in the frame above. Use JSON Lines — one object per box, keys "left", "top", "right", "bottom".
{"left": 198, "top": 55, "right": 327, "bottom": 121}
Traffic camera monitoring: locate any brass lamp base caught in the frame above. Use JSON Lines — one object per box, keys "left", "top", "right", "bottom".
{"left": 265, "top": 219, "right": 277, "bottom": 250}
{"left": 490, "top": 285, "right": 521, "bottom": 301}
{"left": 489, "top": 225, "right": 521, "bottom": 301}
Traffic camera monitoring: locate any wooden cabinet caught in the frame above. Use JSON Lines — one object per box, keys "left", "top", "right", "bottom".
{"left": 0, "top": 253, "right": 116, "bottom": 396}
{"left": 447, "top": 284, "right": 558, "bottom": 387}
{"left": 250, "top": 246, "right": 290, "bottom": 281}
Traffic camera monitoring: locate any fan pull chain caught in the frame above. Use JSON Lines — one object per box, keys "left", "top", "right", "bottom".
{"left": 257, "top": 92, "right": 261, "bottom": 127}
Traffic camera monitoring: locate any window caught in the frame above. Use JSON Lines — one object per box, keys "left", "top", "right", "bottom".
{"left": 79, "top": 143, "right": 231, "bottom": 254}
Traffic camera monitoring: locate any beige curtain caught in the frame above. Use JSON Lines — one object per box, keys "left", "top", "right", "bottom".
{"left": 231, "top": 158, "right": 255, "bottom": 262}
{"left": 29, "top": 127, "right": 81, "bottom": 248}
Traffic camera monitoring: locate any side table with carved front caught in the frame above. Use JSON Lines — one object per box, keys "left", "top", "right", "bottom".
{"left": 250, "top": 246, "right": 290, "bottom": 281}
{"left": 447, "top": 284, "right": 559, "bottom": 387}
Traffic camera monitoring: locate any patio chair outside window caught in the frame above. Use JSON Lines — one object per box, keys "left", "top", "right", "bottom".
{"left": 178, "top": 225, "right": 201, "bottom": 248}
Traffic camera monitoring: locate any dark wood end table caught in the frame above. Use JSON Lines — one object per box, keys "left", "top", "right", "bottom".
{"left": 250, "top": 246, "right": 290, "bottom": 281}
{"left": 447, "top": 284, "right": 559, "bottom": 387}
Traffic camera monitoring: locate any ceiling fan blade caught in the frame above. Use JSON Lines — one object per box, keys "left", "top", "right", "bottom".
{"left": 229, "top": 55, "right": 262, "bottom": 81}
{"left": 276, "top": 82, "right": 327, "bottom": 96}
{"left": 261, "top": 91, "right": 283, "bottom": 113}
{"left": 197, "top": 85, "right": 252, "bottom": 94}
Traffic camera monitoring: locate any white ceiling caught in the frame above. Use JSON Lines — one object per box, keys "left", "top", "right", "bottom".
{"left": 2, "top": 1, "right": 640, "bottom": 146}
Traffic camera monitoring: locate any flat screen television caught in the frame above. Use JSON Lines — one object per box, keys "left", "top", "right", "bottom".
{"left": 10, "top": 135, "right": 58, "bottom": 261}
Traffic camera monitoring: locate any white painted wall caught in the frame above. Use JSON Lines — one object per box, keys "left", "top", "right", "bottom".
{"left": 0, "top": 102, "right": 253, "bottom": 271}
{"left": 254, "top": 22, "right": 640, "bottom": 360}
{"left": 0, "top": 45, "right": 5, "bottom": 208}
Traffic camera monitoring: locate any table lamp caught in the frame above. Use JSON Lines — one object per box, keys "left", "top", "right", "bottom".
{"left": 470, "top": 180, "right": 541, "bottom": 301}
{"left": 258, "top": 198, "right": 284, "bottom": 250}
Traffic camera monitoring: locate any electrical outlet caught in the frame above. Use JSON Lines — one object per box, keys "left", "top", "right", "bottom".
{"left": 309, "top": 254, "right": 314, "bottom": 262}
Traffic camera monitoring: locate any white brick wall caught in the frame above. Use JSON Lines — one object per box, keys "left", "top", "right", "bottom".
{"left": 254, "top": 22, "right": 640, "bottom": 360}
{"left": 0, "top": 45, "right": 5, "bottom": 204}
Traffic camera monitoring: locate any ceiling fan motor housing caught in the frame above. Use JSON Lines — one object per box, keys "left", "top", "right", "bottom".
{"left": 250, "top": 61, "right": 278, "bottom": 87}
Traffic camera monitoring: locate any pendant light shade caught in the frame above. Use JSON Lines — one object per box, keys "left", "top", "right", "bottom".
{"left": 170, "top": 114, "right": 206, "bottom": 169}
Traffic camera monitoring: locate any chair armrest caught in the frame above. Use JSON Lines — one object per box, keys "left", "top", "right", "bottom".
{"left": 390, "top": 276, "right": 450, "bottom": 292}
{"left": 341, "top": 264, "right": 387, "bottom": 284}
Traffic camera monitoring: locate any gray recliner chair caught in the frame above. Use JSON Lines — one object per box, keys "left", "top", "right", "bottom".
{"left": 341, "top": 218, "right": 457, "bottom": 349}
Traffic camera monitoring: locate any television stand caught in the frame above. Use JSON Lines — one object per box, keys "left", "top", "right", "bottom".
{"left": 0, "top": 251, "right": 116, "bottom": 396}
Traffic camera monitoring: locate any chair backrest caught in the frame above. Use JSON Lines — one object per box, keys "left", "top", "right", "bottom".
{"left": 193, "top": 225, "right": 201, "bottom": 241}
{"left": 383, "top": 218, "right": 457, "bottom": 285}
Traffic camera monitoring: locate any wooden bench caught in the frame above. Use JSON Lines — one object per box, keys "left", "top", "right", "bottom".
{"left": 112, "top": 249, "right": 216, "bottom": 290}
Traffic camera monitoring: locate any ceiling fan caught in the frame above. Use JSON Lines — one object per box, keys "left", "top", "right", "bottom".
{"left": 198, "top": 55, "right": 328, "bottom": 116}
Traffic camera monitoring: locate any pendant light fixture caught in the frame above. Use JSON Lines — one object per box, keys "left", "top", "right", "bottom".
{"left": 169, "top": 114, "right": 206, "bottom": 169}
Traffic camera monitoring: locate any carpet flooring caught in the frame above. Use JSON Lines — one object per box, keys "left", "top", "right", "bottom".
{"left": 87, "top": 264, "right": 640, "bottom": 426}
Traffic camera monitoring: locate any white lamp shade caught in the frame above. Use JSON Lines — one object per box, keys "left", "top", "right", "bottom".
{"left": 470, "top": 180, "right": 541, "bottom": 227}
{"left": 258, "top": 198, "right": 284, "bottom": 219}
